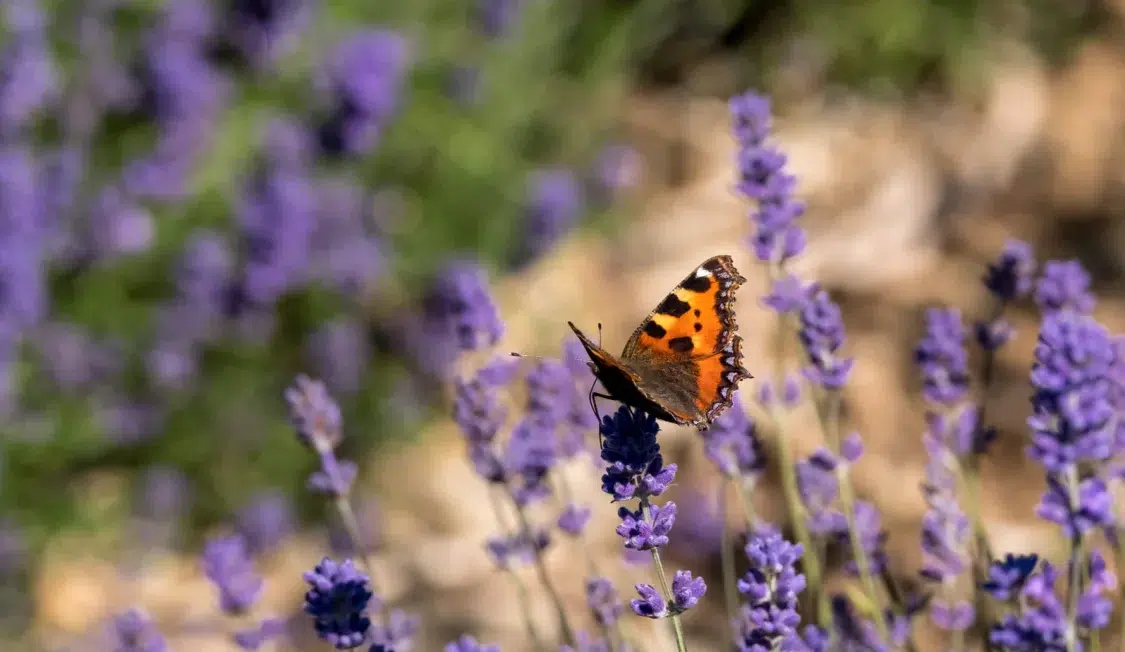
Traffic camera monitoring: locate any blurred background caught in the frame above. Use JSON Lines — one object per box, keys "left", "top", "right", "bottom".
{"left": 1, "top": 0, "right": 1123, "bottom": 649}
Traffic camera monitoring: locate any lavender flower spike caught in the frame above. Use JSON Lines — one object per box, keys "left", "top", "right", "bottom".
{"left": 303, "top": 557, "right": 375, "bottom": 649}
{"left": 445, "top": 635, "right": 500, "bottom": 652}
{"left": 798, "top": 284, "right": 854, "bottom": 389}
{"left": 1034, "top": 259, "right": 1095, "bottom": 315}
{"left": 735, "top": 527, "right": 806, "bottom": 650}
{"left": 914, "top": 308, "right": 970, "bottom": 406}
{"left": 730, "top": 90, "right": 806, "bottom": 264}
{"left": 201, "top": 535, "right": 264, "bottom": 614}
{"left": 110, "top": 609, "right": 167, "bottom": 652}
{"left": 599, "top": 407, "right": 676, "bottom": 502}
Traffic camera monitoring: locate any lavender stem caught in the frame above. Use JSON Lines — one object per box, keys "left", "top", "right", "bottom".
{"left": 644, "top": 498, "right": 687, "bottom": 652}
{"left": 719, "top": 482, "right": 740, "bottom": 642}
{"left": 487, "top": 487, "right": 546, "bottom": 652}
{"left": 510, "top": 491, "right": 576, "bottom": 646}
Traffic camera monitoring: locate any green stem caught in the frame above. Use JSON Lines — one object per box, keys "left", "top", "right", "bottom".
{"left": 1063, "top": 464, "right": 1084, "bottom": 652}
{"left": 487, "top": 489, "right": 545, "bottom": 652}
{"left": 511, "top": 493, "right": 577, "bottom": 646}
{"left": 819, "top": 389, "right": 890, "bottom": 644}
{"left": 646, "top": 514, "right": 688, "bottom": 652}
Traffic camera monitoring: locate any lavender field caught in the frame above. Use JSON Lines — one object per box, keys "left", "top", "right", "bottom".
{"left": 2, "top": 0, "right": 1123, "bottom": 650}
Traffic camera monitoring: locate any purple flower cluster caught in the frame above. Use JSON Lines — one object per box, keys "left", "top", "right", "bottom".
{"left": 201, "top": 534, "right": 264, "bottom": 614}
{"left": 1034, "top": 259, "right": 1095, "bottom": 315}
{"left": 109, "top": 608, "right": 167, "bottom": 652}
{"left": 730, "top": 91, "right": 806, "bottom": 264}
{"left": 598, "top": 407, "right": 707, "bottom": 619}
{"left": 286, "top": 374, "right": 357, "bottom": 496}
{"left": 317, "top": 30, "right": 410, "bottom": 157}
{"left": 516, "top": 167, "right": 584, "bottom": 265}
{"left": 987, "top": 552, "right": 1115, "bottom": 649}
{"left": 702, "top": 395, "right": 766, "bottom": 482}
{"left": 915, "top": 308, "right": 970, "bottom": 406}
{"left": 733, "top": 528, "right": 807, "bottom": 650}
{"left": 797, "top": 284, "right": 854, "bottom": 390}
{"left": 302, "top": 557, "right": 375, "bottom": 649}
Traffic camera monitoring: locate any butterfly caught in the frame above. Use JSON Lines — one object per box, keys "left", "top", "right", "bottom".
{"left": 569, "top": 255, "right": 751, "bottom": 430}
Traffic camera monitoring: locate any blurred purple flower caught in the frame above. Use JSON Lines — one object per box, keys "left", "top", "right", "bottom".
{"left": 981, "top": 553, "right": 1039, "bottom": 601}
{"left": 1034, "top": 259, "right": 1095, "bottom": 315}
{"left": 137, "top": 465, "right": 192, "bottom": 521}
{"left": 486, "top": 527, "right": 550, "bottom": 569}
{"left": 984, "top": 239, "right": 1035, "bottom": 302}
{"left": 306, "top": 318, "right": 370, "bottom": 396}
{"left": 477, "top": 0, "right": 524, "bottom": 37}
{"left": 445, "top": 635, "right": 499, "bottom": 652}
{"left": 589, "top": 143, "right": 640, "bottom": 205}
{"left": 237, "top": 490, "right": 295, "bottom": 555}
{"left": 797, "top": 284, "right": 853, "bottom": 389}
{"left": 516, "top": 167, "right": 583, "bottom": 265}
{"left": 32, "top": 322, "right": 122, "bottom": 393}
{"left": 369, "top": 609, "right": 421, "bottom": 652}
{"left": 0, "top": 146, "right": 48, "bottom": 333}
{"left": 201, "top": 535, "right": 264, "bottom": 614}
{"left": 317, "top": 30, "right": 410, "bottom": 156}
{"left": 0, "top": 0, "right": 57, "bottom": 135}
{"left": 422, "top": 261, "right": 505, "bottom": 354}
{"left": 525, "top": 358, "right": 575, "bottom": 425}
{"left": 237, "top": 134, "right": 316, "bottom": 306}
{"left": 730, "top": 90, "right": 806, "bottom": 264}
{"left": 232, "top": 617, "right": 287, "bottom": 650}
{"left": 585, "top": 577, "right": 623, "bottom": 627}
{"left": 224, "top": 0, "right": 311, "bottom": 68}
{"left": 557, "top": 503, "right": 591, "bottom": 536}
{"left": 669, "top": 489, "right": 723, "bottom": 558}
{"left": 796, "top": 449, "right": 846, "bottom": 536}
{"left": 87, "top": 185, "right": 155, "bottom": 260}
{"left": 915, "top": 308, "right": 970, "bottom": 406}
{"left": 988, "top": 560, "right": 1067, "bottom": 649}
{"left": 454, "top": 356, "right": 519, "bottom": 447}
{"left": 559, "top": 632, "right": 611, "bottom": 652}
{"left": 504, "top": 417, "right": 558, "bottom": 506}
{"left": 1036, "top": 474, "right": 1112, "bottom": 539}
{"left": 309, "top": 180, "right": 383, "bottom": 298}
{"left": 286, "top": 374, "right": 343, "bottom": 450}
{"left": 110, "top": 608, "right": 167, "bottom": 652}
{"left": 702, "top": 395, "right": 765, "bottom": 481}
{"left": 734, "top": 527, "right": 806, "bottom": 650}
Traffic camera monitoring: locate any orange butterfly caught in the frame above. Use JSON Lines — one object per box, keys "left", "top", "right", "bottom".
{"left": 569, "top": 255, "right": 751, "bottom": 429}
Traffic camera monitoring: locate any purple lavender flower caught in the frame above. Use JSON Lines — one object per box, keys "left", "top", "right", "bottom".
{"left": 734, "top": 528, "right": 806, "bottom": 650}
{"left": 286, "top": 374, "right": 343, "bottom": 450}
{"left": 982, "top": 553, "right": 1039, "bottom": 601}
{"left": 757, "top": 374, "right": 801, "bottom": 409}
{"left": 445, "top": 635, "right": 499, "bottom": 652}
{"left": 201, "top": 535, "right": 264, "bottom": 614}
{"left": 629, "top": 583, "right": 667, "bottom": 618}
{"left": 730, "top": 90, "right": 806, "bottom": 264}
{"left": 224, "top": 0, "right": 310, "bottom": 68}
{"left": 486, "top": 527, "right": 550, "bottom": 569}
{"left": 915, "top": 308, "right": 970, "bottom": 405}
{"left": 237, "top": 130, "right": 316, "bottom": 306}
{"left": 236, "top": 490, "right": 295, "bottom": 555}
{"left": 796, "top": 449, "right": 846, "bottom": 536}
{"left": 1036, "top": 474, "right": 1112, "bottom": 538}
{"left": 984, "top": 239, "right": 1035, "bottom": 302}
{"left": 988, "top": 560, "right": 1067, "bottom": 650}
{"left": 797, "top": 284, "right": 854, "bottom": 389}
{"left": 0, "top": 146, "right": 47, "bottom": 332}
{"left": 1076, "top": 550, "right": 1116, "bottom": 630}
{"left": 1035, "top": 259, "right": 1095, "bottom": 315}
{"left": 525, "top": 358, "right": 577, "bottom": 425}
{"left": 0, "top": 0, "right": 57, "bottom": 135}
{"left": 454, "top": 356, "right": 519, "bottom": 447}
{"left": 589, "top": 143, "right": 639, "bottom": 205}
{"left": 318, "top": 30, "right": 410, "bottom": 156}
{"left": 110, "top": 608, "right": 167, "bottom": 652}
{"left": 369, "top": 609, "right": 421, "bottom": 652}
{"left": 504, "top": 417, "right": 558, "bottom": 505}
{"left": 306, "top": 319, "right": 370, "bottom": 396}
{"left": 585, "top": 577, "right": 623, "bottom": 627}
{"left": 702, "top": 395, "right": 765, "bottom": 481}
{"left": 309, "top": 180, "right": 384, "bottom": 299}
{"left": 1028, "top": 311, "right": 1116, "bottom": 471}
{"left": 477, "top": 0, "right": 524, "bottom": 37}
{"left": 421, "top": 261, "right": 505, "bottom": 353}
{"left": 762, "top": 273, "right": 807, "bottom": 314}
{"left": 233, "top": 617, "right": 287, "bottom": 650}
{"left": 599, "top": 407, "right": 676, "bottom": 502}
{"left": 669, "top": 570, "right": 707, "bottom": 610}
{"left": 516, "top": 167, "right": 583, "bottom": 265}
{"left": 303, "top": 557, "right": 374, "bottom": 649}
{"left": 175, "top": 230, "right": 233, "bottom": 332}
{"left": 615, "top": 502, "right": 676, "bottom": 550}
{"left": 557, "top": 503, "right": 591, "bottom": 536}
{"left": 87, "top": 185, "right": 155, "bottom": 260}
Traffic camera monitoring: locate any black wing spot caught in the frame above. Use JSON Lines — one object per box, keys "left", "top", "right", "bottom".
{"left": 682, "top": 275, "right": 711, "bottom": 293}
{"left": 694, "top": 309, "right": 701, "bottom": 317}
{"left": 693, "top": 322, "right": 702, "bottom": 332}
{"left": 656, "top": 295, "right": 691, "bottom": 318}
{"left": 668, "top": 336, "right": 694, "bottom": 353}
{"left": 643, "top": 321, "right": 667, "bottom": 339}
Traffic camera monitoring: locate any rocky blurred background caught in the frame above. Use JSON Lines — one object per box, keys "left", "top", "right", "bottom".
{"left": 2, "top": 0, "right": 1124, "bottom": 649}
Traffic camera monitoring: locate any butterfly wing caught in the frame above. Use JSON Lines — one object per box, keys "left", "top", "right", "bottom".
{"left": 620, "top": 255, "right": 751, "bottom": 426}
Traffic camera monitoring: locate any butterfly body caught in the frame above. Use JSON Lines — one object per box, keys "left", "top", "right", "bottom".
{"left": 569, "top": 255, "right": 751, "bottom": 429}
